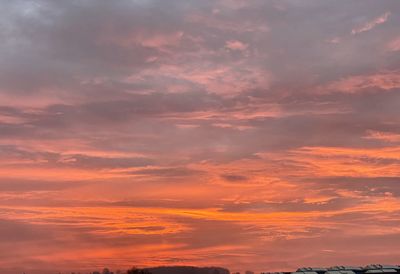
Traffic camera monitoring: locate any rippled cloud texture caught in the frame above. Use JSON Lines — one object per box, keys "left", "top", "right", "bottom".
{"left": 1, "top": 0, "right": 400, "bottom": 273}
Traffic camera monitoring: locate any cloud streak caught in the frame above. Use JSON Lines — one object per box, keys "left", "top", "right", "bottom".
{"left": 351, "top": 12, "right": 390, "bottom": 34}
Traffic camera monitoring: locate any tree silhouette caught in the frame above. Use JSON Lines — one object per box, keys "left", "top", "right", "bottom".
{"left": 102, "top": 268, "right": 111, "bottom": 274}
{"left": 127, "top": 267, "right": 152, "bottom": 274}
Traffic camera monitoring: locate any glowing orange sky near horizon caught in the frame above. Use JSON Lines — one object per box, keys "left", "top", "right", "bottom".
{"left": 1, "top": 1, "right": 400, "bottom": 274}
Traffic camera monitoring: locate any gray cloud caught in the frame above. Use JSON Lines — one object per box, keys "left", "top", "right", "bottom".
{"left": 0, "top": 178, "right": 85, "bottom": 192}
{"left": 130, "top": 167, "right": 204, "bottom": 178}
{"left": 220, "top": 174, "right": 248, "bottom": 182}
{"left": 219, "top": 197, "right": 361, "bottom": 213}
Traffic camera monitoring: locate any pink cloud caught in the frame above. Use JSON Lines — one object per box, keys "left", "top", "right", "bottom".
{"left": 387, "top": 37, "right": 400, "bottom": 51}
{"left": 321, "top": 70, "right": 400, "bottom": 93}
{"left": 351, "top": 12, "right": 390, "bottom": 35}
{"left": 364, "top": 130, "right": 400, "bottom": 143}
{"left": 225, "top": 40, "right": 248, "bottom": 51}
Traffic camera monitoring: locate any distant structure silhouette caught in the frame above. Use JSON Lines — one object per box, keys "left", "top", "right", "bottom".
{"left": 262, "top": 264, "right": 400, "bottom": 274}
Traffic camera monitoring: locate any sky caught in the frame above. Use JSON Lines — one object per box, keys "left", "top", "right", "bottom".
{"left": 1, "top": 0, "right": 400, "bottom": 273}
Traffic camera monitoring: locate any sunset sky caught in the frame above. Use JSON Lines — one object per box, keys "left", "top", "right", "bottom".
{"left": 1, "top": 0, "right": 400, "bottom": 273}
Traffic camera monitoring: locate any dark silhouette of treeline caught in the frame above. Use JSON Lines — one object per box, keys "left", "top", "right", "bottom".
{"left": 64, "top": 266, "right": 231, "bottom": 274}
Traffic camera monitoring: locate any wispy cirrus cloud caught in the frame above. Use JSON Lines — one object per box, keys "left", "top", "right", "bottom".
{"left": 321, "top": 70, "right": 400, "bottom": 93}
{"left": 351, "top": 12, "right": 390, "bottom": 35}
